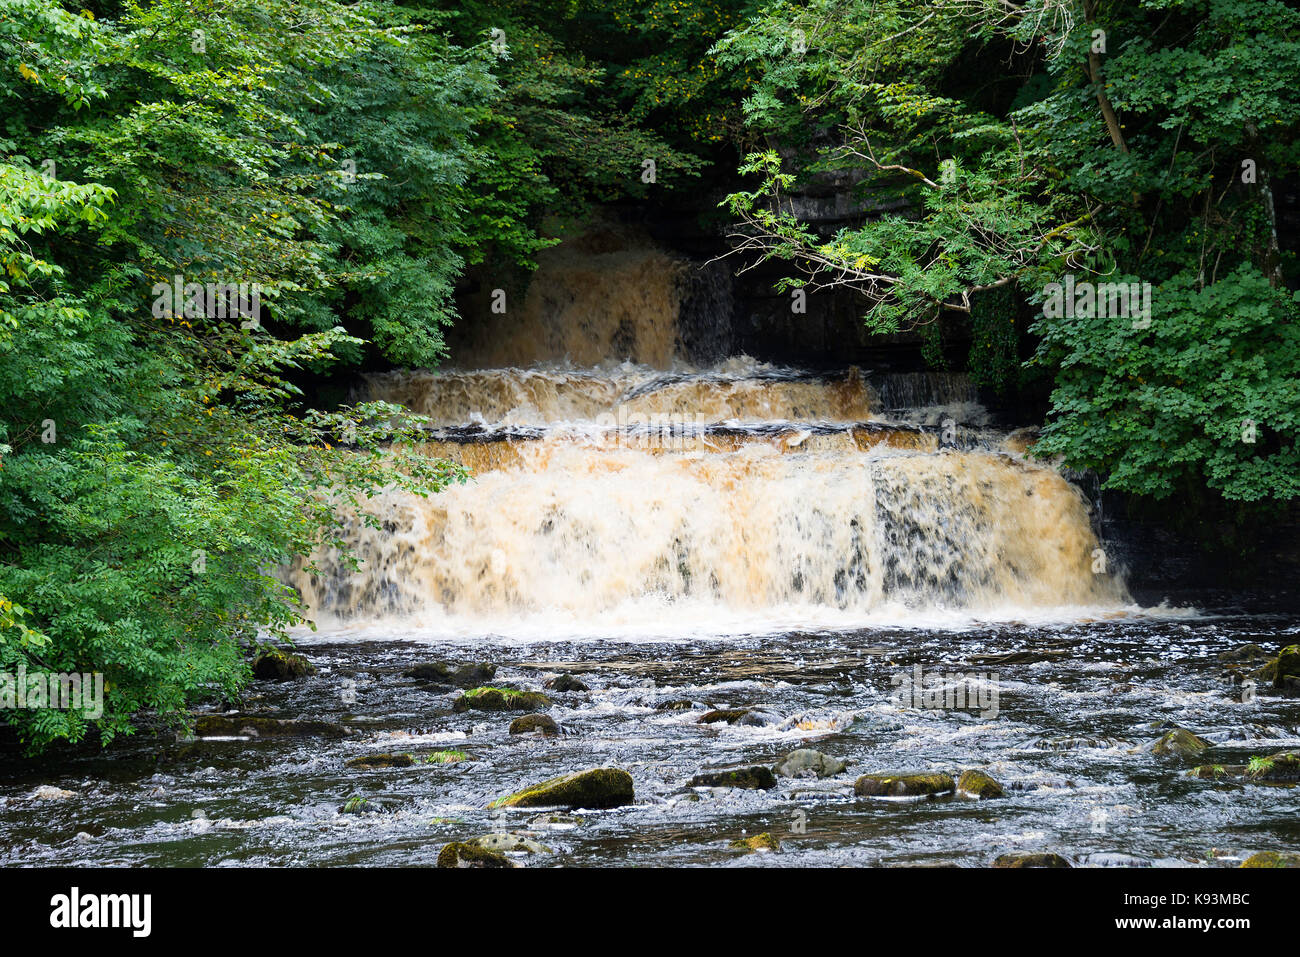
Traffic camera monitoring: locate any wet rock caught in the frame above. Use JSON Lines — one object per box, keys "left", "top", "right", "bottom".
{"left": 689, "top": 766, "right": 778, "bottom": 790}
{"left": 436, "top": 841, "right": 514, "bottom": 868}
{"left": 31, "top": 785, "right": 75, "bottom": 800}
{"left": 1150, "top": 727, "right": 1211, "bottom": 758}
{"left": 251, "top": 649, "right": 314, "bottom": 681}
{"left": 730, "top": 832, "right": 780, "bottom": 853}
{"left": 851, "top": 715, "right": 905, "bottom": 733}
{"left": 194, "top": 715, "right": 348, "bottom": 738}
{"left": 735, "top": 709, "right": 782, "bottom": 727}
{"left": 773, "top": 749, "right": 847, "bottom": 779}
{"left": 1274, "top": 645, "right": 1300, "bottom": 690}
{"left": 545, "top": 673, "right": 589, "bottom": 693}
{"left": 1079, "top": 853, "right": 1151, "bottom": 868}
{"left": 452, "top": 687, "right": 552, "bottom": 713}
{"left": 1031, "top": 735, "right": 1129, "bottom": 751}
{"left": 509, "top": 713, "right": 559, "bottom": 736}
{"left": 956, "top": 769, "right": 1005, "bottom": 799}
{"left": 1217, "top": 644, "right": 1271, "bottom": 665}
{"left": 405, "top": 662, "right": 453, "bottom": 683}
{"left": 452, "top": 662, "right": 498, "bottom": 688}
{"left": 339, "top": 795, "right": 404, "bottom": 815}
{"left": 1244, "top": 751, "right": 1300, "bottom": 783}
{"left": 1187, "top": 764, "right": 1250, "bottom": 780}
{"left": 854, "top": 772, "right": 954, "bottom": 798}
{"left": 778, "top": 711, "right": 855, "bottom": 732}
{"left": 697, "top": 708, "right": 751, "bottom": 725}
{"left": 490, "top": 768, "right": 634, "bottom": 810}
{"left": 992, "top": 852, "right": 1071, "bottom": 868}
{"left": 655, "top": 699, "right": 695, "bottom": 711}
{"left": 465, "top": 831, "right": 553, "bottom": 855}
{"left": 1240, "top": 851, "right": 1300, "bottom": 868}
{"left": 345, "top": 752, "right": 415, "bottom": 770}
{"left": 528, "top": 813, "right": 584, "bottom": 828}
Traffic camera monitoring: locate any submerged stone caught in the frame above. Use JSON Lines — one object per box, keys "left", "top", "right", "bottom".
{"left": 854, "top": 772, "right": 954, "bottom": 798}
{"left": 405, "top": 662, "right": 453, "bottom": 683}
{"left": 956, "top": 769, "right": 1005, "bottom": 799}
{"left": 452, "top": 663, "right": 498, "bottom": 688}
{"left": 452, "top": 687, "right": 552, "bottom": 713}
{"left": 509, "top": 713, "right": 559, "bottom": 735}
{"left": 194, "top": 715, "right": 347, "bottom": 738}
{"left": 773, "top": 749, "right": 847, "bottom": 779}
{"left": 656, "top": 699, "right": 695, "bottom": 711}
{"left": 992, "top": 852, "right": 1072, "bottom": 868}
{"left": 491, "top": 768, "right": 634, "bottom": 810}
{"left": 1151, "top": 727, "right": 1211, "bottom": 758}
{"left": 345, "top": 752, "right": 415, "bottom": 770}
{"left": 697, "top": 708, "right": 751, "bottom": 725}
{"left": 545, "top": 673, "right": 589, "bottom": 693}
{"left": 251, "top": 649, "right": 314, "bottom": 681}
{"left": 689, "top": 766, "right": 777, "bottom": 790}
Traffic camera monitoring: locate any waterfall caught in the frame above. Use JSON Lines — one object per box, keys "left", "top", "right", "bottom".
{"left": 291, "top": 232, "right": 1129, "bottom": 636}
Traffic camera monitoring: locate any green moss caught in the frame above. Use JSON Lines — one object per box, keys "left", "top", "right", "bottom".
{"left": 956, "top": 769, "right": 1005, "bottom": 799}
{"left": 730, "top": 832, "right": 781, "bottom": 853}
{"left": 1240, "top": 851, "right": 1300, "bottom": 868}
{"left": 424, "top": 749, "right": 470, "bottom": 764}
{"left": 452, "top": 686, "right": 552, "bottom": 713}
{"left": 490, "top": 767, "right": 634, "bottom": 810}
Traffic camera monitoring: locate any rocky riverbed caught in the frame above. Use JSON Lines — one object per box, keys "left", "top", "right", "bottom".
{"left": 1, "top": 611, "right": 1297, "bottom": 868}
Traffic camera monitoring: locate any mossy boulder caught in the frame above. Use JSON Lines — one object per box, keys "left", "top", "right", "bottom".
{"left": 1244, "top": 751, "right": 1300, "bottom": 783}
{"left": 345, "top": 752, "right": 415, "bottom": 770}
{"left": 544, "top": 674, "right": 589, "bottom": 693}
{"left": 854, "top": 772, "right": 954, "bottom": 798}
{"left": 436, "top": 842, "right": 514, "bottom": 868}
{"left": 773, "top": 749, "right": 847, "bottom": 779}
{"left": 194, "top": 715, "right": 347, "bottom": 738}
{"left": 1151, "top": 727, "right": 1211, "bottom": 758}
{"left": 490, "top": 768, "right": 634, "bottom": 810}
{"left": 992, "top": 852, "right": 1071, "bottom": 868}
{"left": 1217, "top": 643, "right": 1271, "bottom": 665}
{"left": 509, "top": 713, "right": 559, "bottom": 736}
{"left": 689, "top": 766, "right": 777, "bottom": 790}
{"left": 251, "top": 649, "right": 314, "bottom": 681}
{"left": 730, "top": 832, "right": 781, "bottom": 853}
{"left": 452, "top": 687, "right": 552, "bottom": 713}
{"left": 1187, "top": 764, "right": 1249, "bottom": 780}
{"left": 1274, "top": 644, "right": 1300, "bottom": 690}
{"left": 1240, "top": 851, "right": 1300, "bottom": 868}
{"left": 956, "top": 769, "right": 1005, "bottom": 799}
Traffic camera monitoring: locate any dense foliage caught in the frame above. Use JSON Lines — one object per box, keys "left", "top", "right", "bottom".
{"left": 717, "top": 0, "right": 1299, "bottom": 502}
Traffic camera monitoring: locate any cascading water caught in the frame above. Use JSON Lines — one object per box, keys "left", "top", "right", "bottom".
{"left": 290, "top": 234, "right": 1130, "bottom": 636}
